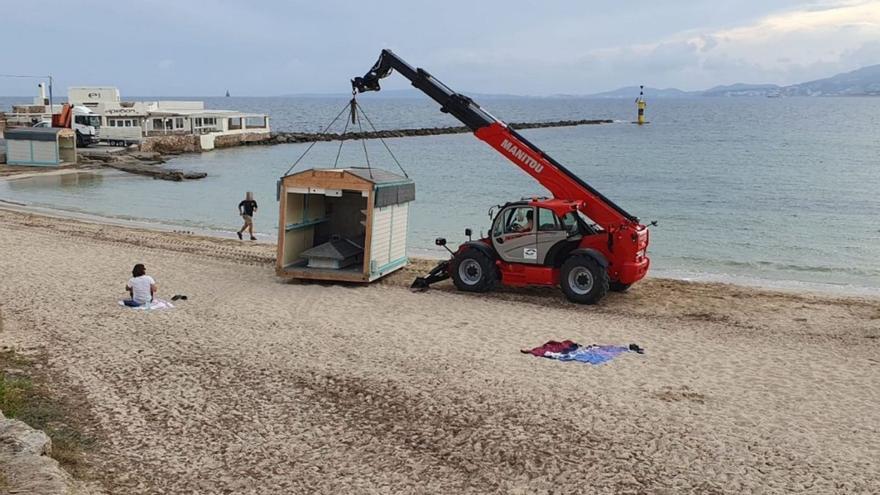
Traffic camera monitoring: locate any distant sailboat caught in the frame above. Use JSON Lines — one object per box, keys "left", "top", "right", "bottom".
{"left": 225, "top": 89, "right": 230, "bottom": 97}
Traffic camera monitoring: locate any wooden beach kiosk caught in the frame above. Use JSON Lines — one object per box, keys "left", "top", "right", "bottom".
{"left": 276, "top": 167, "right": 415, "bottom": 282}
{"left": 4, "top": 127, "right": 76, "bottom": 167}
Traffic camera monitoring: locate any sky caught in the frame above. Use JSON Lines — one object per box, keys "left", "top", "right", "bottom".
{"left": 2, "top": 0, "right": 879, "bottom": 96}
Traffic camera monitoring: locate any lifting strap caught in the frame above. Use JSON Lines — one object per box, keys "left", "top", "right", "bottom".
{"left": 282, "top": 95, "right": 410, "bottom": 180}
{"left": 283, "top": 100, "right": 350, "bottom": 176}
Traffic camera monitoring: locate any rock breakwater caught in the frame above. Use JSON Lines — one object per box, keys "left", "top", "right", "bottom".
{"left": 251, "top": 119, "right": 613, "bottom": 146}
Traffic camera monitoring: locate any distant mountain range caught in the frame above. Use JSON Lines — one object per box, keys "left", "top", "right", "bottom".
{"left": 587, "top": 64, "right": 880, "bottom": 98}
{"left": 281, "top": 88, "right": 524, "bottom": 99}
{"left": 281, "top": 64, "right": 880, "bottom": 99}
{"left": 576, "top": 86, "right": 695, "bottom": 99}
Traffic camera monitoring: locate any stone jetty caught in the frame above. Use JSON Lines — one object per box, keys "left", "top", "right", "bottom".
{"left": 250, "top": 119, "right": 613, "bottom": 146}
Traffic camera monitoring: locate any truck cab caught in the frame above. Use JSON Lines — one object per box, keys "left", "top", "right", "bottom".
{"left": 71, "top": 106, "right": 100, "bottom": 147}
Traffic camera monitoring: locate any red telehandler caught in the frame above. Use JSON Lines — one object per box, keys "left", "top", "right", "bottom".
{"left": 352, "top": 50, "right": 651, "bottom": 304}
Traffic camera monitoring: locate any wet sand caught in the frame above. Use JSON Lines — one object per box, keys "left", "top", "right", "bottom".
{"left": 0, "top": 208, "right": 878, "bottom": 493}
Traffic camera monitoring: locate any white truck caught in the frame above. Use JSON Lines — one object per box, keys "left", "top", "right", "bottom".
{"left": 71, "top": 106, "right": 100, "bottom": 147}
{"left": 33, "top": 105, "right": 100, "bottom": 147}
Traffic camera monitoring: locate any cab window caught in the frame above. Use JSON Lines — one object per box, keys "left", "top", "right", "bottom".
{"left": 560, "top": 212, "right": 579, "bottom": 232}
{"left": 502, "top": 207, "right": 534, "bottom": 234}
{"left": 537, "top": 208, "right": 562, "bottom": 231}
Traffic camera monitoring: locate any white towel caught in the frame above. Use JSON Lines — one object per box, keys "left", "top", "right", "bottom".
{"left": 118, "top": 299, "right": 175, "bottom": 310}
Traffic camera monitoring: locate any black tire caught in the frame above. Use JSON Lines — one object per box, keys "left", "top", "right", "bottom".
{"left": 75, "top": 131, "right": 85, "bottom": 148}
{"left": 560, "top": 255, "right": 609, "bottom": 304}
{"left": 450, "top": 249, "right": 497, "bottom": 293}
{"left": 610, "top": 281, "right": 632, "bottom": 292}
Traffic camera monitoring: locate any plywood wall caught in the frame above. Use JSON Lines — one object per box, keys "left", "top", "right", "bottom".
{"left": 281, "top": 192, "right": 326, "bottom": 267}
{"left": 369, "top": 203, "right": 409, "bottom": 272}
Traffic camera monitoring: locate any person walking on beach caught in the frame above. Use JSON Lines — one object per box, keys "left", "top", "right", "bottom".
{"left": 123, "top": 263, "right": 156, "bottom": 307}
{"left": 237, "top": 191, "right": 258, "bottom": 241}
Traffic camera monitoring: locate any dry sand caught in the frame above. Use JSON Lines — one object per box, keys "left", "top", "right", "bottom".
{"left": 0, "top": 207, "right": 878, "bottom": 494}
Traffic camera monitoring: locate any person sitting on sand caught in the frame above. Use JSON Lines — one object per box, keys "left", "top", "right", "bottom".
{"left": 237, "top": 191, "right": 258, "bottom": 241}
{"left": 123, "top": 263, "right": 156, "bottom": 307}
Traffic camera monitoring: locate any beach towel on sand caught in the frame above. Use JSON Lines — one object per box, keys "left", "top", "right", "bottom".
{"left": 118, "top": 299, "right": 174, "bottom": 310}
{"left": 522, "top": 340, "right": 643, "bottom": 365}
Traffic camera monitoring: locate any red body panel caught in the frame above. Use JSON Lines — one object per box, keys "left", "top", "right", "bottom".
{"left": 469, "top": 226, "right": 649, "bottom": 289}
{"left": 497, "top": 261, "right": 559, "bottom": 287}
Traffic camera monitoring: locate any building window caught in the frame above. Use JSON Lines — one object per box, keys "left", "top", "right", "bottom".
{"left": 204, "top": 117, "right": 216, "bottom": 126}
{"left": 229, "top": 117, "right": 242, "bottom": 130}
{"left": 175, "top": 117, "right": 184, "bottom": 129}
{"left": 245, "top": 116, "right": 266, "bottom": 128}
{"left": 153, "top": 118, "right": 164, "bottom": 130}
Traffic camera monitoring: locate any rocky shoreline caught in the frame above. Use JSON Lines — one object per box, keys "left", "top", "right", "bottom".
{"left": 0, "top": 410, "right": 94, "bottom": 494}
{"left": 77, "top": 151, "right": 207, "bottom": 181}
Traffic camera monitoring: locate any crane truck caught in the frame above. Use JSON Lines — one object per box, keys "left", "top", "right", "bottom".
{"left": 33, "top": 105, "right": 99, "bottom": 147}
{"left": 352, "top": 50, "right": 651, "bottom": 304}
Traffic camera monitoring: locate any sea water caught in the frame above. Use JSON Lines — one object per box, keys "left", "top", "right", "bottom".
{"left": 1, "top": 96, "right": 878, "bottom": 294}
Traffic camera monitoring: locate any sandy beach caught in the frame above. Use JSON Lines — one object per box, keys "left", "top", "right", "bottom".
{"left": 0, "top": 207, "right": 878, "bottom": 493}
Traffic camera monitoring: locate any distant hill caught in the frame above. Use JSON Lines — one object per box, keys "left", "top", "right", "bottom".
{"left": 701, "top": 83, "right": 782, "bottom": 97}
{"left": 582, "top": 86, "right": 697, "bottom": 99}
{"left": 587, "top": 64, "right": 880, "bottom": 98}
{"left": 281, "top": 88, "right": 529, "bottom": 99}
{"left": 782, "top": 65, "right": 880, "bottom": 96}
{"left": 279, "top": 64, "right": 880, "bottom": 99}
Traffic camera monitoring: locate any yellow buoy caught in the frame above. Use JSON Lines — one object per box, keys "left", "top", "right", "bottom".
{"left": 636, "top": 85, "right": 646, "bottom": 125}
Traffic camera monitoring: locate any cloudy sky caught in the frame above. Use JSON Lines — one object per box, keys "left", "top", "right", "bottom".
{"left": 2, "top": 0, "right": 879, "bottom": 96}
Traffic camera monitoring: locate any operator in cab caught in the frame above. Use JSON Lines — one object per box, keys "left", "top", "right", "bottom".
{"left": 513, "top": 210, "right": 534, "bottom": 233}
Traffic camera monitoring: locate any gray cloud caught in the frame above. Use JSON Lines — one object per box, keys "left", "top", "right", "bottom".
{"left": 1, "top": 0, "right": 878, "bottom": 96}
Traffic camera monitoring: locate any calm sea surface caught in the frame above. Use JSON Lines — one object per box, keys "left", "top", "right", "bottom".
{"left": 2, "top": 96, "right": 878, "bottom": 294}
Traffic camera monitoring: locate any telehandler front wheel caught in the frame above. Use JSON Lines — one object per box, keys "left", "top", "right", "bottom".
{"left": 450, "top": 250, "right": 497, "bottom": 293}
{"left": 560, "top": 255, "right": 609, "bottom": 304}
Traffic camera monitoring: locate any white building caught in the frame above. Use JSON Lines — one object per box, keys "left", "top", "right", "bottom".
{"left": 68, "top": 86, "right": 270, "bottom": 150}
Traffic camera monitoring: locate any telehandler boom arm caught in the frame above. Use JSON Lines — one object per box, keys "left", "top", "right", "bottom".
{"left": 352, "top": 49, "right": 640, "bottom": 229}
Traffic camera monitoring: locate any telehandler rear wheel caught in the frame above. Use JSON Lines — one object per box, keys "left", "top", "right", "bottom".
{"left": 560, "top": 255, "right": 609, "bottom": 304}
{"left": 451, "top": 250, "right": 497, "bottom": 293}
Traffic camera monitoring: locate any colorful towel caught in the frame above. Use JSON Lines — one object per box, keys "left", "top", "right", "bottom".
{"left": 521, "top": 341, "right": 643, "bottom": 365}
{"left": 118, "top": 299, "right": 175, "bottom": 310}
{"left": 557, "top": 345, "right": 631, "bottom": 365}
{"left": 521, "top": 340, "right": 580, "bottom": 357}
